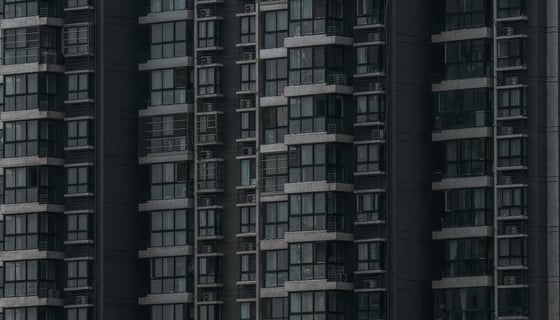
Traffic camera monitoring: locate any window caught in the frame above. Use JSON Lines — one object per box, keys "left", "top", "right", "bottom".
{"left": 240, "top": 254, "right": 256, "bottom": 281}
{"left": 197, "top": 161, "right": 222, "bottom": 190}
{"left": 263, "top": 297, "right": 288, "bottom": 320}
{"left": 263, "top": 202, "right": 288, "bottom": 240}
{"left": 264, "top": 59, "right": 287, "bottom": 96}
{"left": 356, "top": 95, "right": 385, "bottom": 123}
{"left": 151, "top": 304, "right": 193, "bottom": 320}
{"left": 289, "top": 243, "right": 328, "bottom": 281}
{"left": 262, "top": 154, "right": 288, "bottom": 193}
{"left": 67, "top": 260, "right": 89, "bottom": 288}
{"left": 150, "top": 210, "right": 193, "bottom": 247}
{"left": 67, "top": 167, "right": 92, "bottom": 194}
{"left": 262, "top": 106, "right": 288, "bottom": 144}
{"left": 67, "top": 308, "right": 89, "bottom": 320}
{"left": 357, "top": 293, "right": 385, "bottom": 320}
{"left": 289, "top": 144, "right": 348, "bottom": 183}
{"left": 4, "top": 214, "right": 58, "bottom": 251}
{"left": 198, "top": 305, "right": 221, "bottom": 320}
{"left": 67, "top": 120, "right": 91, "bottom": 147}
{"left": 264, "top": 11, "right": 288, "bottom": 49}
{"left": 151, "top": 68, "right": 191, "bottom": 106}
{"left": 356, "top": 143, "right": 384, "bottom": 173}
{"left": 498, "top": 138, "right": 527, "bottom": 167}
{"left": 444, "top": 0, "right": 489, "bottom": 31}
{"left": 150, "top": 256, "right": 191, "bottom": 294}
{"left": 444, "top": 238, "right": 492, "bottom": 277}
{"left": 67, "top": 0, "right": 89, "bottom": 8}
{"left": 2, "top": 27, "right": 57, "bottom": 65}
{"left": 5, "top": 167, "right": 60, "bottom": 204}
{"left": 4, "top": 0, "right": 38, "bottom": 19}
{"left": 289, "top": 291, "right": 346, "bottom": 319}
{"left": 64, "top": 25, "right": 91, "bottom": 55}
{"left": 67, "top": 73, "right": 91, "bottom": 101}
{"left": 498, "top": 237, "right": 527, "bottom": 267}
{"left": 498, "top": 87, "right": 527, "bottom": 117}
{"left": 145, "top": 115, "right": 189, "bottom": 154}
{"left": 240, "top": 302, "right": 256, "bottom": 320}
{"left": 198, "top": 21, "right": 220, "bottom": 48}
{"left": 289, "top": 193, "right": 347, "bottom": 232}
{"left": 4, "top": 260, "right": 57, "bottom": 297}
{"left": 150, "top": 162, "right": 189, "bottom": 200}
{"left": 357, "top": 242, "right": 384, "bottom": 271}
{"left": 289, "top": 0, "right": 344, "bottom": 36}
{"left": 444, "top": 188, "right": 493, "bottom": 227}
{"left": 240, "top": 112, "right": 256, "bottom": 138}
{"left": 264, "top": 250, "right": 288, "bottom": 288}
{"left": 240, "top": 64, "right": 256, "bottom": 91}
{"left": 240, "top": 16, "right": 256, "bottom": 43}
{"left": 4, "top": 73, "right": 58, "bottom": 112}
{"left": 289, "top": 95, "right": 344, "bottom": 134}
{"left": 67, "top": 214, "right": 89, "bottom": 241}
{"left": 356, "top": 45, "right": 384, "bottom": 74}
{"left": 289, "top": 46, "right": 344, "bottom": 85}
{"left": 434, "top": 288, "right": 492, "bottom": 320}
{"left": 498, "top": 38, "right": 526, "bottom": 68}
{"left": 5, "top": 308, "right": 58, "bottom": 320}
{"left": 198, "top": 209, "right": 221, "bottom": 237}
{"left": 357, "top": 0, "right": 384, "bottom": 25}
{"left": 240, "top": 159, "right": 256, "bottom": 186}
{"left": 198, "top": 67, "right": 220, "bottom": 95}
{"left": 497, "top": 0, "right": 525, "bottom": 18}
{"left": 498, "top": 187, "right": 527, "bottom": 217}
{"left": 4, "top": 120, "right": 60, "bottom": 158}
{"left": 444, "top": 138, "right": 492, "bottom": 177}
{"left": 198, "top": 257, "right": 221, "bottom": 284}
{"left": 444, "top": 39, "right": 491, "bottom": 80}
{"left": 498, "top": 288, "right": 528, "bottom": 317}
{"left": 151, "top": 22, "right": 188, "bottom": 59}
{"left": 434, "top": 88, "right": 492, "bottom": 130}
{"left": 356, "top": 192, "right": 385, "bottom": 222}
{"left": 240, "top": 207, "right": 256, "bottom": 233}
{"left": 150, "top": 0, "right": 189, "bottom": 13}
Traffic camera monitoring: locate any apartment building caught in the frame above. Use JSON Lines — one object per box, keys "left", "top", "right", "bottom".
{"left": 0, "top": 0, "right": 557, "bottom": 320}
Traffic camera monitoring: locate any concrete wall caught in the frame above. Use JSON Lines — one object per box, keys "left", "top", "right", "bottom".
{"left": 95, "top": 0, "right": 142, "bottom": 318}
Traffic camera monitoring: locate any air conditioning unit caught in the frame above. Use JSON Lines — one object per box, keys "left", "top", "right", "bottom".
{"left": 202, "top": 102, "right": 215, "bottom": 111}
{"left": 500, "top": 126, "right": 514, "bottom": 135}
{"left": 508, "top": 76, "right": 520, "bottom": 85}
{"left": 76, "top": 295, "right": 88, "bottom": 304}
{"left": 241, "top": 146, "right": 255, "bottom": 156}
{"left": 244, "top": 4, "right": 254, "bottom": 13}
{"left": 371, "top": 129, "right": 384, "bottom": 140}
{"left": 202, "top": 292, "right": 215, "bottom": 301}
{"left": 363, "top": 279, "right": 378, "bottom": 288}
{"left": 200, "top": 55, "right": 214, "bottom": 64}
{"left": 368, "top": 32, "right": 381, "bottom": 42}
{"left": 246, "top": 194, "right": 256, "bottom": 203}
{"left": 503, "top": 275, "right": 518, "bottom": 285}
{"left": 201, "top": 244, "right": 214, "bottom": 253}
{"left": 502, "top": 176, "right": 513, "bottom": 184}
{"left": 199, "top": 8, "right": 213, "bottom": 17}
{"left": 502, "top": 27, "right": 515, "bottom": 36}
{"left": 505, "top": 225, "right": 519, "bottom": 234}
{"left": 201, "top": 149, "right": 215, "bottom": 159}
{"left": 240, "top": 99, "right": 253, "bottom": 109}
{"left": 369, "top": 82, "right": 382, "bottom": 91}
{"left": 201, "top": 198, "right": 213, "bottom": 206}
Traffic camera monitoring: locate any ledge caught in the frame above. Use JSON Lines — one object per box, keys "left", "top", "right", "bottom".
{"left": 138, "top": 198, "right": 194, "bottom": 211}
{"left": 432, "top": 276, "right": 493, "bottom": 289}
{"left": 285, "top": 279, "right": 353, "bottom": 292}
{"left": 432, "top": 27, "right": 492, "bottom": 43}
{"left": 138, "top": 292, "right": 193, "bottom": 305}
{"left": 432, "top": 226, "right": 493, "bottom": 240}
